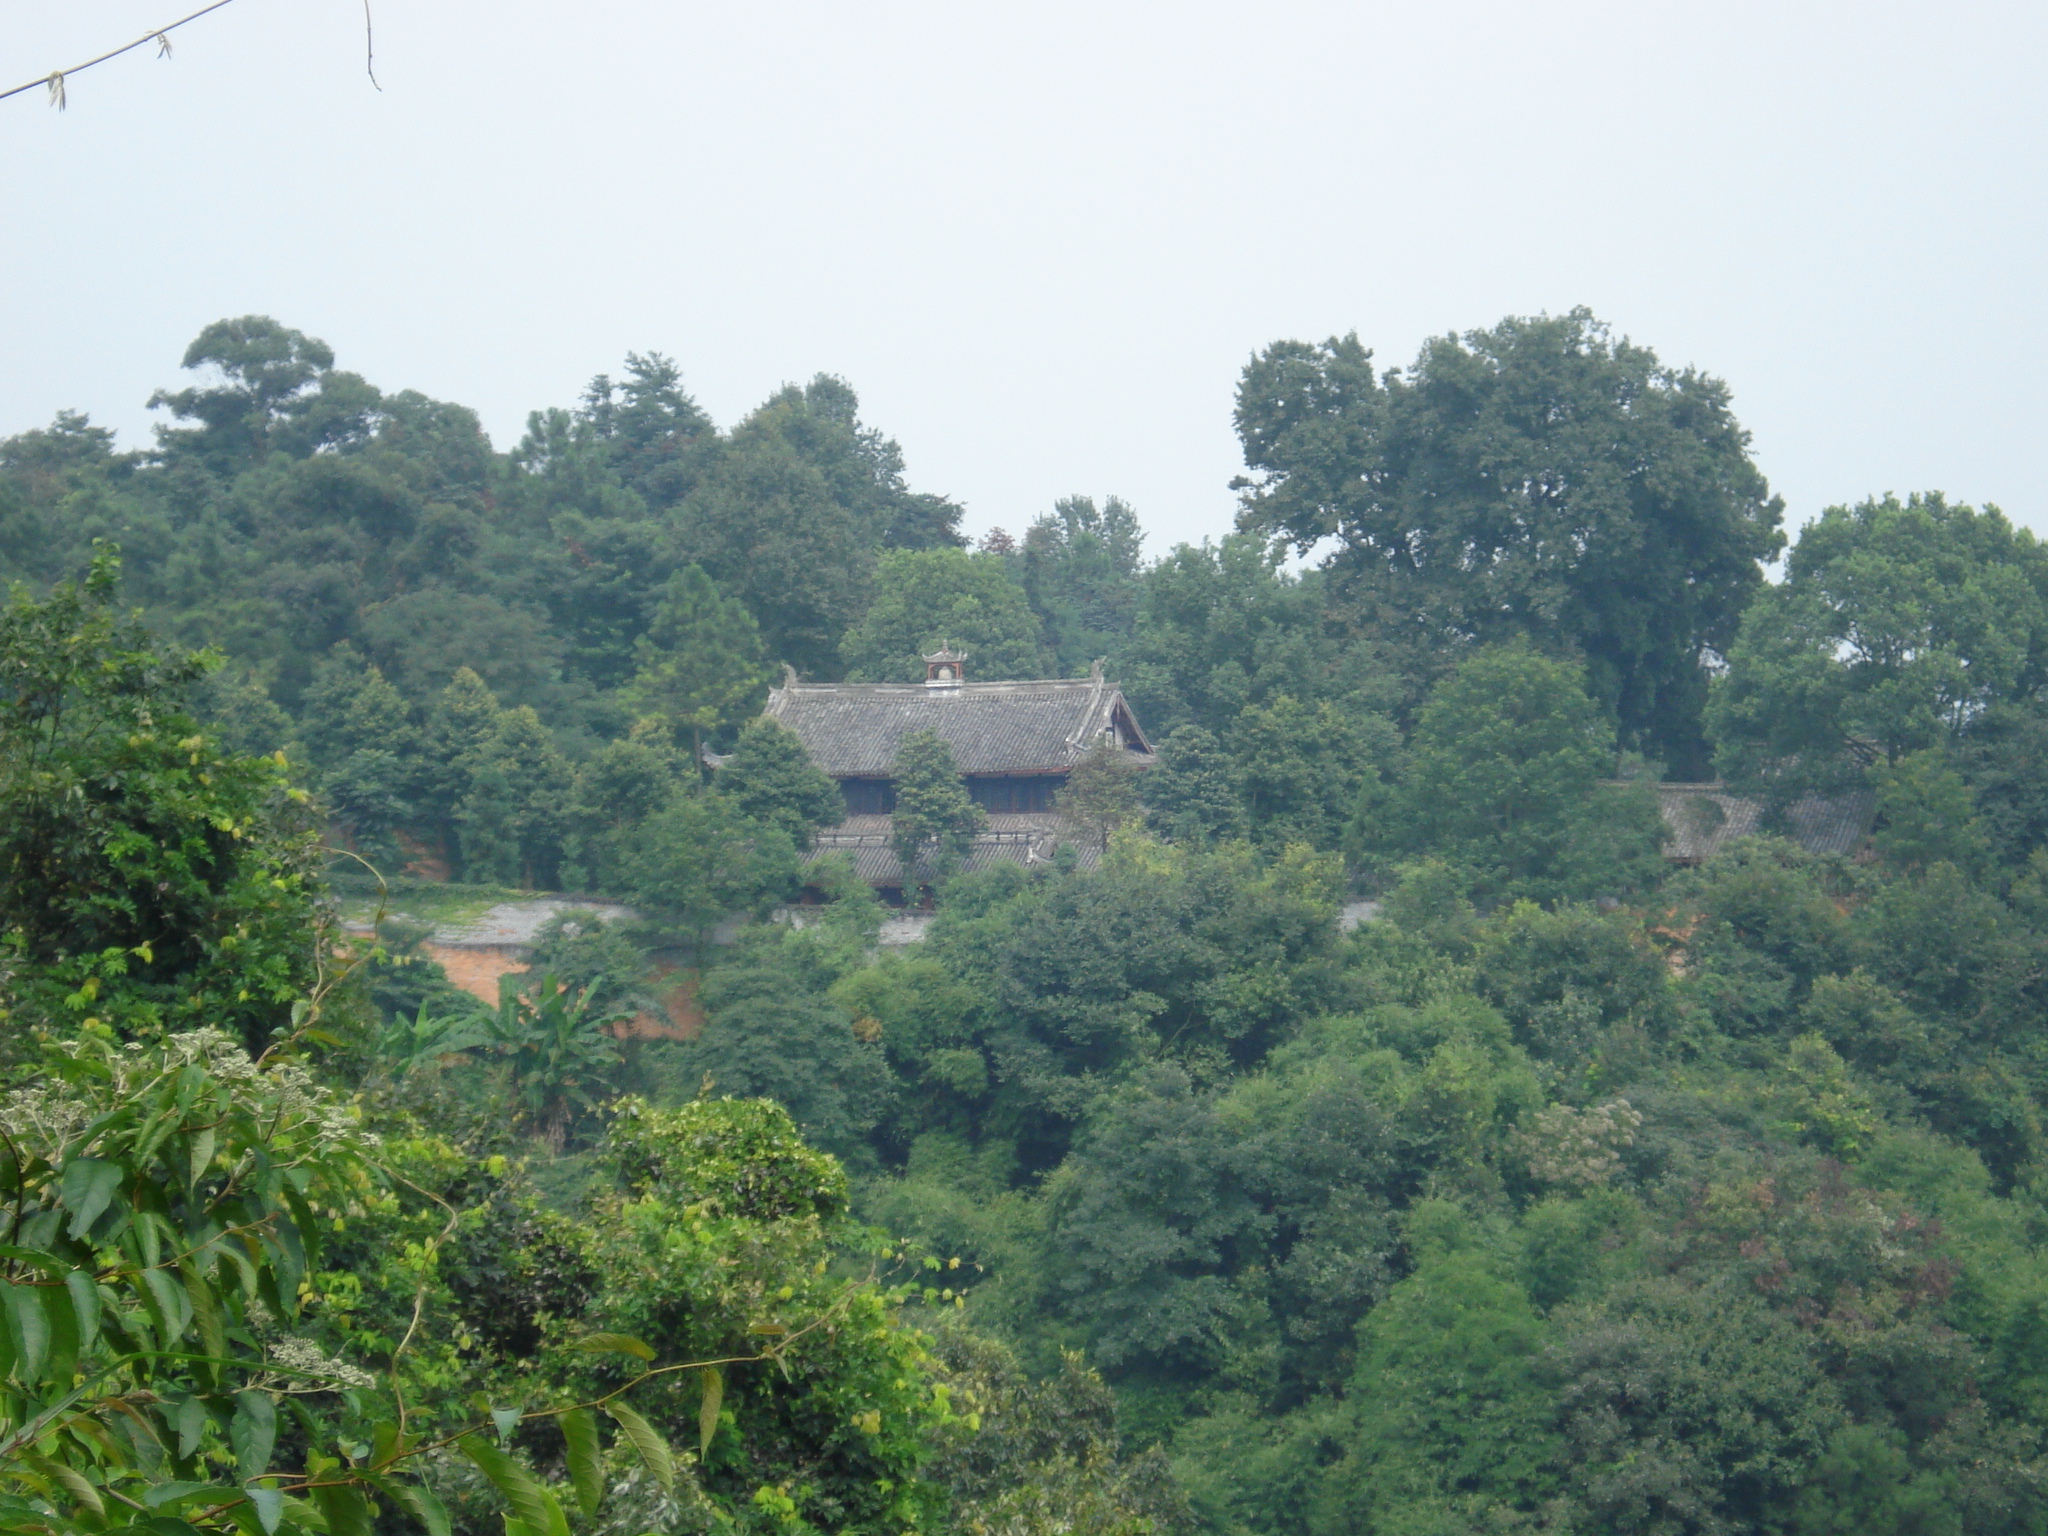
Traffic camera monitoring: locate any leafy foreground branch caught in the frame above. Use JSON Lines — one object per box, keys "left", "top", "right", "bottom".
{"left": 0, "top": 1030, "right": 983, "bottom": 1536}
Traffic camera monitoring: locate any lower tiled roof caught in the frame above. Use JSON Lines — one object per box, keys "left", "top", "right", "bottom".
{"left": 804, "top": 812, "right": 1102, "bottom": 886}
{"left": 1653, "top": 782, "right": 1878, "bottom": 863}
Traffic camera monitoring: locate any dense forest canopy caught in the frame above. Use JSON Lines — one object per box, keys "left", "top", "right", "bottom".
{"left": 5, "top": 312, "right": 2048, "bottom": 1535}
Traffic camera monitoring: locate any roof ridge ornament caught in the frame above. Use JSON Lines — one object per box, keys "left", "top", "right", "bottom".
{"left": 1063, "top": 659, "right": 1112, "bottom": 756}
{"left": 923, "top": 640, "right": 966, "bottom": 687}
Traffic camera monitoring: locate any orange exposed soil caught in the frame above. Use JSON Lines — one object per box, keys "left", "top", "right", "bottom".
{"left": 634, "top": 961, "right": 703, "bottom": 1040}
{"left": 420, "top": 944, "right": 701, "bottom": 1040}
{"left": 423, "top": 943, "right": 527, "bottom": 1004}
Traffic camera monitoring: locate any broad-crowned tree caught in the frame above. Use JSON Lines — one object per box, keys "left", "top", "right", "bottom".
{"left": 841, "top": 547, "right": 1053, "bottom": 682}
{"left": 1707, "top": 492, "right": 2048, "bottom": 794}
{"left": 679, "top": 957, "right": 896, "bottom": 1161}
{"left": 1312, "top": 1223, "right": 1561, "bottom": 1535}
{"left": 0, "top": 411, "right": 137, "bottom": 585}
{"left": 150, "top": 315, "right": 384, "bottom": 472}
{"left": 619, "top": 792, "right": 801, "bottom": 948}
{"left": 1351, "top": 644, "right": 1665, "bottom": 903}
{"left": 1227, "top": 693, "right": 1398, "bottom": 851}
{"left": 1235, "top": 311, "right": 1784, "bottom": 775}
{"left": 1956, "top": 696, "right": 2048, "bottom": 868}
{"left": 563, "top": 725, "right": 688, "bottom": 888}
{"left": 1119, "top": 535, "right": 1344, "bottom": 737}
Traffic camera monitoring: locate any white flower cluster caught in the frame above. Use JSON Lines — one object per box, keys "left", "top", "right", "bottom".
{"left": 0, "top": 1081, "right": 96, "bottom": 1155}
{"left": 6, "top": 1030, "right": 373, "bottom": 1165}
{"left": 265, "top": 1334, "right": 377, "bottom": 1392}
{"left": 1516, "top": 1098, "right": 1644, "bottom": 1190}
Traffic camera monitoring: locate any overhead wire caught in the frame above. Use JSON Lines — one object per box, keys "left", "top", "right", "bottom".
{"left": 0, "top": 0, "right": 243, "bottom": 109}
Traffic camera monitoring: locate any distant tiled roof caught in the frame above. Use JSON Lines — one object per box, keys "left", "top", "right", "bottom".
{"left": 1652, "top": 782, "right": 1878, "bottom": 864}
{"left": 805, "top": 813, "right": 1102, "bottom": 887}
{"left": 763, "top": 672, "right": 1152, "bottom": 777}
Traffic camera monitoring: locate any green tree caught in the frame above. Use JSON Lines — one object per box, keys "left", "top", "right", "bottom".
{"left": 0, "top": 549, "right": 321, "bottom": 1049}
{"left": 1228, "top": 693, "right": 1398, "bottom": 851}
{"left": 1669, "top": 838, "right": 1855, "bottom": 1041}
{"left": 356, "top": 589, "right": 576, "bottom": 720}
{"left": 296, "top": 647, "right": 412, "bottom": 774}
{"left": 622, "top": 562, "right": 773, "bottom": 760}
{"left": 680, "top": 956, "right": 896, "bottom": 1161}
{"left": 149, "top": 315, "right": 384, "bottom": 472}
{"left": 457, "top": 705, "right": 574, "bottom": 887}
{"left": 576, "top": 350, "right": 717, "bottom": 507}
{"left": 730, "top": 374, "right": 963, "bottom": 552}
{"left": 889, "top": 730, "right": 986, "bottom": 887}
{"left": 1789, "top": 1426, "right": 1960, "bottom": 1536}
{"left": 1040, "top": 1064, "right": 1272, "bottom": 1379}
{"left": 620, "top": 792, "right": 802, "bottom": 946}
{"left": 671, "top": 371, "right": 965, "bottom": 678}
{"left": 298, "top": 645, "right": 423, "bottom": 861}
{"left": 0, "top": 1028, "right": 398, "bottom": 1536}
{"left": 417, "top": 665, "right": 503, "bottom": 867}
{"left": 1311, "top": 1219, "right": 1562, "bottom": 1535}
{"left": 0, "top": 1022, "right": 973, "bottom": 1536}
{"left": 1020, "top": 495, "right": 1146, "bottom": 672}
{"left": 1707, "top": 492, "right": 2048, "bottom": 792}
{"left": 563, "top": 726, "right": 687, "bottom": 888}
{"left": 841, "top": 547, "right": 1053, "bottom": 682}
{"left": 925, "top": 1330, "right": 1190, "bottom": 1536}
{"left": 714, "top": 716, "right": 843, "bottom": 846}
{"left": 193, "top": 663, "right": 294, "bottom": 758}
{"left": 1352, "top": 645, "right": 1666, "bottom": 903}
{"left": 1469, "top": 899, "right": 1675, "bottom": 1071}
{"left": 0, "top": 411, "right": 137, "bottom": 586}
{"left": 1142, "top": 723, "right": 1241, "bottom": 844}
{"left": 1871, "top": 748, "right": 1989, "bottom": 874}
{"left": 1956, "top": 697, "right": 2048, "bottom": 868}
{"left": 1234, "top": 311, "right": 1784, "bottom": 775}
{"left": 1057, "top": 737, "right": 1146, "bottom": 851}
{"left": 1546, "top": 1279, "right": 1847, "bottom": 1536}
{"left": 1119, "top": 536, "right": 1358, "bottom": 738}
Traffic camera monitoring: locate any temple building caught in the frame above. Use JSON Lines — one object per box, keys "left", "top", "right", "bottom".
{"left": 758, "top": 646, "right": 1154, "bottom": 898}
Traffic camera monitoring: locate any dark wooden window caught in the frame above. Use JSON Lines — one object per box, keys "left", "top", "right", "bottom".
{"left": 968, "top": 776, "right": 1062, "bottom": 813}
{"left": 840, "top": 778, "right": 895, "bottom": 814}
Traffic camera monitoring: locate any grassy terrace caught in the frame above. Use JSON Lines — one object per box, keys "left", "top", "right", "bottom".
{"left": 329, "top": 874, "right": 542, "bottom": 934}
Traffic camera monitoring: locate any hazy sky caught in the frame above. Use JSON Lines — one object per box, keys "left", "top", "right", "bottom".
{"left": 4, "top": 1, "right": 2043, "bottom": 555}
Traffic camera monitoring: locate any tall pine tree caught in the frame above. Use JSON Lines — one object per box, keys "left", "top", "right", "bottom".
{"left": 624, "top": 563, "right": 774, "bottom": 763}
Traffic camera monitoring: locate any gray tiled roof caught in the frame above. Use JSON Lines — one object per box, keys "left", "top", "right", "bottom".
{"left": 1653, "top": 782, "right": 1878, "bottom": 864}
{"left": 763, "top": 675, "right": 1152, "bottom": 777}
{"left": 805, "top": 813, "right": 1102, "bottom": 886}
